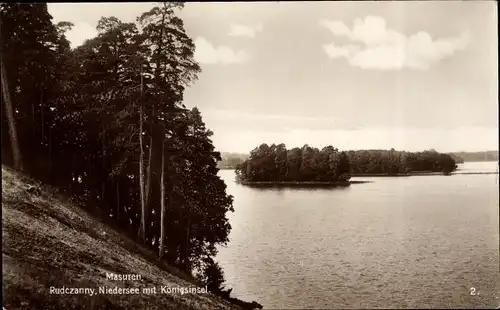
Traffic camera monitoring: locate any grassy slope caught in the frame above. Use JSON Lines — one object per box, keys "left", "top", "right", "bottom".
{"left": 2, "top": 166, "right": 240, "bottom": 310}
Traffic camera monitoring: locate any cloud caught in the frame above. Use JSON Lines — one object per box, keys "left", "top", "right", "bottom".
{"left": 323, "top": 43, "right": 360, "bottom": 59}
{"left": 194, "top": 37, "right": 250, "bottom": 65}
{"left": 319, "top": 16, "right": 470, "bottom": 70}
{"left": 63, "top": 22, "right": 99, "bottom": 49}
{"left": 228, "top": 23, "right": 263, "bottom": 38}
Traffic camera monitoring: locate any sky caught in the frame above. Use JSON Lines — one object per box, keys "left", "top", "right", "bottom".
{"left": 47, "top": 1, "right": 498, "bottom": 154}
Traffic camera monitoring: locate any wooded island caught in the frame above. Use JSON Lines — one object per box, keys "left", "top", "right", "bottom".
{"left": 235, "top": 144, "right": 458, "bottom": 185}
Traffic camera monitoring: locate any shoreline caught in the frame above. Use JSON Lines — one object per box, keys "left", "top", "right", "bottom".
{"left": 235, "top": 171, "right": 498, "bottom": 187}
{"left": 238, "top": 180, "right": 372, "bottom": 187}
{"left": 452, "top": 171, "right": 499, "bottom": 175}
{"left": 351, "top": 173, "right": 411, "bottom": 177}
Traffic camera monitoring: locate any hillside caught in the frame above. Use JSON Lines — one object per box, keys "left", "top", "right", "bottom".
{"left": 2, "top": 166, "right": 243, "bottom": 310}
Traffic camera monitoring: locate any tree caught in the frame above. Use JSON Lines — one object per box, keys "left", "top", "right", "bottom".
{"left": 1, "top": 51, "right": 23, "bottom": 170}
{"left": 165, "top": 107, "right": 234, "bottom": 272}
{"left": 275, "top": 143, "right": 288, "bottom": 181}
{"left": 138, "top": 65, "right": 147, "bottom": 243}
{"left": 299, "top": 144, "right": 315, "bottom": 181}
{"left": 197, "top": 257, "right": 226, "bottom": 293}
{"left": 136, "top": 2, "right": 201, "bottom": 245}
{"left": 159, "top": 118, "right": 166, "bottom": 258}
{"left": 286, "top": 147, "right": 302, "bottom": 181}
{"left": 336, "top": 151, "right": 351, "bottom": 181}
{"left": 0, "top": 3, "right": 63, "bottom": 172}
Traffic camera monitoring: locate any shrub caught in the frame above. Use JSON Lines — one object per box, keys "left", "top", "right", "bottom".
{"left": 196, "top": 257, "right": 226, "bottom": 293}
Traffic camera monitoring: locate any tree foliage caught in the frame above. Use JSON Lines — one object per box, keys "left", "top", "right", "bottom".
{"left": 0, "top": 3, "right": 233, "bottom": 287}
{"left": 235, "top": 143, "right": 352, "bottom": 182}
{"left": 347, "top": 149, "right": 458, "bottom": 174}
{"left": 235, "top": 145, "right": 458, "bottom": 182}
{"left": 449, "top": 151, "right": 498, "bottom": 163}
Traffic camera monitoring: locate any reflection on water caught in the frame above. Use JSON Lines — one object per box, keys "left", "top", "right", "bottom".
{"left": 244, "top": 185, "right": 352, "bottom": 192}
{"left": 216, "top": 162, "right": 499, "bottom": 309}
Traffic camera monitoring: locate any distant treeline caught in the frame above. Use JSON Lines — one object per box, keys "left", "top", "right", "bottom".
{"left": 221, "top": 150, "right": 498, "bottom": 170}
{"left": 448, "top": 151, "right": 498, "bottom": 163}
{"left": 347, "top": 149, "right": 457, "bottom": 174}
{"left": 448, "top": 153, "right": 465, "bottom": 164}
{"left": 235, "top": 144, "right": 458, "bottom": 182}
{"left": 217, "top": 152, "right": 249, "bottom": 169}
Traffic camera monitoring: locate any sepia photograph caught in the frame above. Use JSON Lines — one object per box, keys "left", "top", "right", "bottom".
{"left": 1, "top": 1, "right": 499, "bottom": 309}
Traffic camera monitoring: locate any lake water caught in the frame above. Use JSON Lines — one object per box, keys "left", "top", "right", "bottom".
{"left": 216, "top": 161, "right": 499, "bottom": 309}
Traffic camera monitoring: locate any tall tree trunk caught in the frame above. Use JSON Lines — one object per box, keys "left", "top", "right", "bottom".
{"left": 31, "top": 102, "right": 35, "bottom": 137}
{"left": 145, "top": 134, "right": 153, "bottom": 211}
{"left": 146, "top": 3, "right": 165, "bottom": 219}
{"left": 159, "top": 135, "right": 166, "bottom": 259}
{"left": 70, "top": 154, "right": 75, "bottom": 191}
{"left": 143, "top": 104, "right": 156, "bottom": 244}
{"left": 40, "top": 91, "right": 44, "bottom": 145}
{"left": 138, "top": 66, "right": 147, "bottom": 244}
{"left": 1, "top": 54, "right": 23, "bottom": 171}
{"left": 116, "top": 181, "right": 120, "bottom": 223}
{"left": 145, "top": 105, "right": 155, "bottom": 210}
{"left": 164, "top": 183, "right": 175, "bottom": 263}
{"left": 48, "top": 123, "right": 52, "bottom": 177}
{"left": 101, "top": 123, "right": 106, "bottom": 203}
{"left": 184, "top": 217, "right": 190, "bottom": 272}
